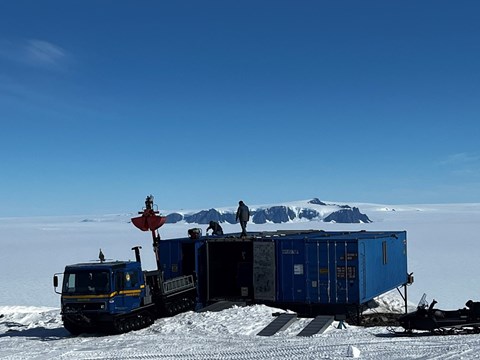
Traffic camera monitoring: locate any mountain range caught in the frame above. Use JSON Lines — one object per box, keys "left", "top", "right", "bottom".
{"left": 165, "top": 198, "right": 371, "bottom": 225}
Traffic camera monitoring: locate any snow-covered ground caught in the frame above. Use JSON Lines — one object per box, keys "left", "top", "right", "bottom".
{"left": 4, "top": 301, "right": 480, "bottom": 360}
{"left": 1, "top": 201, "right": 480, "bottom": 359}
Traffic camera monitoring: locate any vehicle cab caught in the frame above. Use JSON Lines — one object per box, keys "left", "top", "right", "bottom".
{"left": 54, "top": 261, "right": 146, "bottom": 333}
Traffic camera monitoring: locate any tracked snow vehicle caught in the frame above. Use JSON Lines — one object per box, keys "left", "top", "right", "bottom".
{"left": 53, "top": 196, "right": 197, "bottom": 335}
{"left": 398, "top": 294, "right": 480, "bottom": 334}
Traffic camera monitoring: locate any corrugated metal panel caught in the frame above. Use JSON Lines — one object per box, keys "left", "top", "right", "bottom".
{"left": 304, "top": 239, "right": 359, "bottom": 305}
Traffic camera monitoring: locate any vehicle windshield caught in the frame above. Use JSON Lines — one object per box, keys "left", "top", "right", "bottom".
{"left": 417, "top": 293, "right": 428, "bottom": 309}
{"left": 63, "top": 270, "right": 111, "bottom": 295}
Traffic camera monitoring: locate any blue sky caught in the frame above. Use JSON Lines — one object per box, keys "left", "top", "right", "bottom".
{"left": 1, "top": 1, "right": 480, "bottom": 216}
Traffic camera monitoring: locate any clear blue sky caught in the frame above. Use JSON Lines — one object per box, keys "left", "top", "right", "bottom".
{"left": 1, "top": 1, "right": 480, "bottom": 216}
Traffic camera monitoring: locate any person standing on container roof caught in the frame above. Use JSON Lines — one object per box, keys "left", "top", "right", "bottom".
{"left": 206, "top": 221, "right": 223, "bottom": 236}
{"left": 236, "top": 200, "right": 250, "bottom": 237}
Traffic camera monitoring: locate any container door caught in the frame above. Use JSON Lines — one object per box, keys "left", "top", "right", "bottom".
{"left": 195, "top": 240, "right": 207, "bottom": 305}
{"left": 332, "top": 241, "right": 359, "bottom": 304}
{"left": 253, "top": 241, "right": 276, "bottom": 301}
{"left": 305, "top": 241, "right": 331, "bottom": 304}
{"left": 358, "top": 240, "right": 367, "bottom": 302}
{"left": 277, "top": 239, "right": 306, "bottom": 303}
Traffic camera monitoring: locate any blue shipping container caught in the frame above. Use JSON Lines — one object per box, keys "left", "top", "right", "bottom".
{"left": 269, "top": 231, "right": 407, "bottom": 307}
{"left": 157, "top": 230, "right": 409, "bottom": 315}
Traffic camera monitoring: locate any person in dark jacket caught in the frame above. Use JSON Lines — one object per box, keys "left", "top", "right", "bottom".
{"left": 206, "top": 221, "right": 223, "bottom": 236}
{"left": 236, "top": 200, "right": 250, "bottom": 237}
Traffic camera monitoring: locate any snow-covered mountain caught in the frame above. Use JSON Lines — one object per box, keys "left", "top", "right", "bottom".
{"left": 165, "top": 198, "right": 371, "bottom": 224}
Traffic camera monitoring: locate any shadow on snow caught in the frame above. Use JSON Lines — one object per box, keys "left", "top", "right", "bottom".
{"left": 0, "top": 326, "right": 71, "bottom": 341}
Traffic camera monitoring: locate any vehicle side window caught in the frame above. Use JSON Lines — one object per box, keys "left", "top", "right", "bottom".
{"left": 64, "top": 274, "right": 76, "bottom": 293}
{"left": 130, "top": 271, "right": 138, "bottom": 287}
{"left": 115, "top": 270, "right": 139, "bottom": 290}
{"left": 123, "top": 270, "right": 139, "bottom": 289}
{"left": 116, "top": 272, "right": 125, "bottom": 291}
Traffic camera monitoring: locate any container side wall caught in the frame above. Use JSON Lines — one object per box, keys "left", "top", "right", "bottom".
{"left": 159, "top": 239, "right": 196, "bottom": 280}
{"left": 159, "top": 240, "right": 180, "bottom": 280}
{"left": 360, "top": 232, "right": 408, "bottom": 301}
